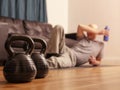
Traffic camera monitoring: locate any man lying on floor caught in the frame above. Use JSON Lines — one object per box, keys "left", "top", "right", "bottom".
{"left": 45, "top": 24, "right": 109, "bottom": 69}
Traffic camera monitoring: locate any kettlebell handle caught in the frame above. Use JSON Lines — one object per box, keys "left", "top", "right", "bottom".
{"left": 5, "top": 34, "right": 34, "bottom": 56}
{"left": 32, "top": 37, "right": 47, "bottom": 54}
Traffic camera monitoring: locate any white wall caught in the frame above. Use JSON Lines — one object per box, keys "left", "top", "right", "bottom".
{"left": 47, "top": 0, "right": 120, "bottom": 60}
{"left": 46, "top": 0, "right": 68, "bottom": 33}
{"left": 69, "top": 0, "right": 120, "bottom": 60}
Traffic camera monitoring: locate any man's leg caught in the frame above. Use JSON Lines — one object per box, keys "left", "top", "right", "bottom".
{"left": 46, "top": 25, "right": 66, "bottom": 55}
{"left": 47, "top": 47, "right": 77, "bottom": 69}
{"left": 46, "top": 25, "right": 77, "bottom": 69}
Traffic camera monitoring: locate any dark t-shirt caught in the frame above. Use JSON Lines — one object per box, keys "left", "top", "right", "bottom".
{"left": 71, "top": 37, "right": 104, "bottom": 66}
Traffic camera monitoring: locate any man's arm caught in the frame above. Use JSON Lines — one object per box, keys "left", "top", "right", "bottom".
{"left": 77, "top": 24, "right": 109, "bottom": 37}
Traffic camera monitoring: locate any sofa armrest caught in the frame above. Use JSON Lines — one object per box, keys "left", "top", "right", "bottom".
{"left": 65, "top": 33, "right": 77, "bottom": 40}
{"left": 65, "top": 33, "right": 78, "bottom": 48}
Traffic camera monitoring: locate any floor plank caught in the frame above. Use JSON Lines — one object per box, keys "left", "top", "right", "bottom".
{"left": 0, "top": 60, "right": 120, "bottom": 90}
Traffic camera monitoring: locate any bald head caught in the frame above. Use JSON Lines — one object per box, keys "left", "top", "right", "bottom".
{"left": 88, "top": 24, "right": 98, "bottom": 29}
{"left": 87, "top": 24, "right": 98, "bottom": 40}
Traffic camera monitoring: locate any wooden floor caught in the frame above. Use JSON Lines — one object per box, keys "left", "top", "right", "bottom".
{"left": 0, "top": 60, "right": 120, "bottom": 90}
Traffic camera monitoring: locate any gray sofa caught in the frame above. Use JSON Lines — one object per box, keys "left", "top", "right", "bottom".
{"left": 0, "top": 16, "right": 77, "bottom": 65}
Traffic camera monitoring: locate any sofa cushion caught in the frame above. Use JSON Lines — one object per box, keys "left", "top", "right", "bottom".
{"left": 24, "top": 20, "right": 53, "bottom": 42}
{"left": 0, "top": 16, "right": 13, "bottom": 23}
{"left": 0, "top": 16, "right": 25, "bottom": 34}
{"left": 0, "top": 16, "right": 27, "bottom": 54}
{"left": 8, "top": 18, "right": 25, "bottom": 34}
{"left": 0, "top": 23, "right": 9, "bottom": 65}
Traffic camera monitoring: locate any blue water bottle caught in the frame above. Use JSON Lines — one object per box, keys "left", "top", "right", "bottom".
{"left": 104, "top": 26, "right": 110, "bottom": 41}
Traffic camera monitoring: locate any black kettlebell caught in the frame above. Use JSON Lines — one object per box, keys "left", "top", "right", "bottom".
{"left": 3, "top": 34, "right": 37, "bottom": 83}
{"left": 31, "top": 37, "right": 49, "bottom": 78}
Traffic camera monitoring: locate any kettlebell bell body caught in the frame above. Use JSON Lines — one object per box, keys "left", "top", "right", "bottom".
{"left": 31, "top": 37, "right": 49, "bottom": 78}
{"left": 3, "top": 34, "right": 37, "bottom": 83}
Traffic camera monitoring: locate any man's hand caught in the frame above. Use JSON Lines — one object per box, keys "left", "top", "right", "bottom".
{"left": 89, "top": 56, "right": 101, "bottom": 66}
{"left": 98, "top": 29, "right": 109, "bottom": 36}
